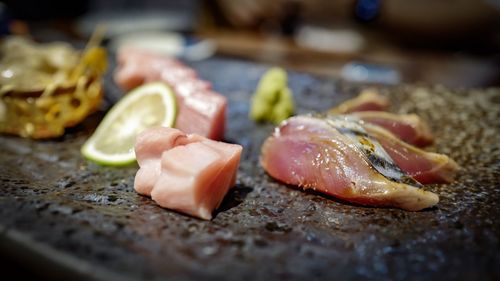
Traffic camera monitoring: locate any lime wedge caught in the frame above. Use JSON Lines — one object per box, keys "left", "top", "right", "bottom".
{"left": 81, "top": 82, "right": 177, "bottom": 166}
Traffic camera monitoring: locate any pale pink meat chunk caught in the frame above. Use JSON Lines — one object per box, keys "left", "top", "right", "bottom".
{"left": 114, "top": 47, "right": 181, "bottom": 90}
{"left": 134, "top": 127, "right": 242, "bottom": 220}
{"left": 175, "top": 90, "right": 227, "bottom": 140}
{"left": 114, "top": 47, "right": 227, "bottom": 140}
{"left": 134, "top": 128, "right": 187, "bottom": 196}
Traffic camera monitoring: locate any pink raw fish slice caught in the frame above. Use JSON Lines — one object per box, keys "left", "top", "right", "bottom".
{"left": 174, "top": 80, "right": 212, "bottom": 98}
{"left": 159, "top": 67, "right": 198, "bottom": 86}
{"left": 323, "top": 114, "right": 457, "bottom": 184}
{"left": 175, "top": 90, "right": 227, "bottom": 140}
{"left": 115, "top": 48, "right": 182, "bottom": 91}
{"left": 114, "top": 48, "right": 227, "bottom": 140}
{"left": 351, "top": 111, "right": 433, "bottom": 146}
{"left": 261, "top": 116, "right": 439, "bottom": 211}
{"left": 364, "top": 124, "right": 459, "bottom": 184}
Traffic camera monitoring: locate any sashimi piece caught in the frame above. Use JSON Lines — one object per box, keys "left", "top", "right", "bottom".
{"left": 114, "top": 47, "right": 227, "bottom": 140}
{"left": 174, "top": 89, "right": 227, "bottom": 140}
{"left": 158, "top": 67, "right": 198, "bottom": 86}
{"left": 176, "top": 133, "right": 240, "bottom": 188}
{"left": 134, "top": 127, "right": 187, "bottom": 196}
{"left": 173, "top": 80, "right": 212, "bottom": 98}
{"left": 363, "top": 124, "right": 459, "bottom": 184}
{"left": 202, "top": 140, "right": 240, "bottom": 188}
{"left": 116, "top": 47, "right": 181, "bottom": 70}
{"left": 323, "top": 114, "right": 457, "bottom": 184}
{"left": 115, "top": 47, "right": 182, "bottom": 90}
{"left": 152, "top": 143, "right": 223, "bottom": 219}
{"left": 350, "top": 111, "right": 434, "bottom": 146}
{"left": 323, "top": 115, "right": 420, "bottom": 186}
{"left": 134, "top": 127, "right": 242, "bottom": 220}
{"left": 261, "top": 116, "right": 439, "bottom": 211}
{"left": 329, "top": 89, "right": 389, "bottom": 114}
{"left": 152, "top": 140, "right": 241, "bottom": 219}
{"left": 168, "top": 79, "right": 220, "bottom": 138}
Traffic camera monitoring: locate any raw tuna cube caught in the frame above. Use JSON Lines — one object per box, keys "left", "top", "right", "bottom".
{"left": 134, "top": 127, "right": 242, "bottom": 220}
{"left": 114, "top": 47, "right": 227, "bottom": 140}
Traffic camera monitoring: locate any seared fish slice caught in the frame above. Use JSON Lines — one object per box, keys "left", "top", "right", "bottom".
{"left": 350, "top": 111, "right": 434, "bottom": 147}
{"left": 362, "top": 124, "right": 458, "bottom": 184}
{"left": 261, "top": 116, "right": 439, "bottom": 211}
{"left": 323, "top": 115, "right": 421, "bottom": 186}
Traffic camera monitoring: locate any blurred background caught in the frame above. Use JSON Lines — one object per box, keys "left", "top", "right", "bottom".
{"left": 1, "top": 0, "right": 499, "bottom": 85}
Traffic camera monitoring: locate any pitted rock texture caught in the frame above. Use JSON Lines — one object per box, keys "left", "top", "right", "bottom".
{"left": 0, "top": 57, "right": 499, "bottom": 281}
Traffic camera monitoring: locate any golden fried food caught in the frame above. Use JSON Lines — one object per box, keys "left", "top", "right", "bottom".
{"left": 0, "top": 36, "right": 107, "bottom": 138}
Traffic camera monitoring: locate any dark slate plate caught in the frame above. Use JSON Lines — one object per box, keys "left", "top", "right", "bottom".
{"left": 0, "top": 56, "right": 499, "bottom": 281}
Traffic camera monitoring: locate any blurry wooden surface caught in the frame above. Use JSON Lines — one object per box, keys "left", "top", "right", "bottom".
{"left": 197, "top": 29, "right": 500, "bottom": 88}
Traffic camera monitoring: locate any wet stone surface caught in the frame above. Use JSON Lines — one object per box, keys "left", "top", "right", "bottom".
{"left": 0, "top": 57, "right": 499, "bottom": 281}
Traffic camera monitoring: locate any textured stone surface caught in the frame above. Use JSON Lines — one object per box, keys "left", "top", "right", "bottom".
{"left": 0, "top": 57, "right": 499, "bottom": 281}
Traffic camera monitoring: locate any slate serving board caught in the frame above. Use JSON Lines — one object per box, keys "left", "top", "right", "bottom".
{"left": 0, "top": 56, "right": 499, "bottom": 281}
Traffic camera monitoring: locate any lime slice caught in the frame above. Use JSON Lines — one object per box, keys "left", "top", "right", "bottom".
{"left": 81, "top": 82, "right": 177, "bottom": 166}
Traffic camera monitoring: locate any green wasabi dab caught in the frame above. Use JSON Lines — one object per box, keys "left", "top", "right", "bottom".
{"left": 250, "top": 67, "right": 294, "bottom": 124}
